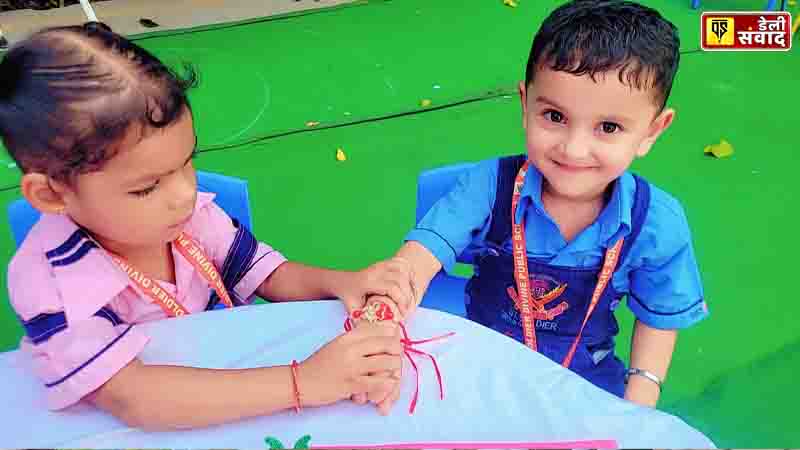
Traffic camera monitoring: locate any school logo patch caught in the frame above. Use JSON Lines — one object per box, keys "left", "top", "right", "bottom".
{"left": 505, "top": 273, "right": 569, "bottom": 330}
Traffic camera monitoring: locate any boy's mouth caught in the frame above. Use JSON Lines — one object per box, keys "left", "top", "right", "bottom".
{"left": 552, "top": 159, "right": 594, "bottom": 172}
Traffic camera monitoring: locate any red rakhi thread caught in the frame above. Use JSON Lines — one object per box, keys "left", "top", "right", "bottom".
{"left": 344, "top": 303, "right": 454, "bottom": 414}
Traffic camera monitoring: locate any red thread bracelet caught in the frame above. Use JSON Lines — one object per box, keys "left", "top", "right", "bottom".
{"left": 290, "top": 360, "right": 302, "bottom": 413}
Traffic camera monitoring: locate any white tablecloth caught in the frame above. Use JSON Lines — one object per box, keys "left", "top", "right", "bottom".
{"left": 0, "top": 301, "right": 715, "bottom": 448}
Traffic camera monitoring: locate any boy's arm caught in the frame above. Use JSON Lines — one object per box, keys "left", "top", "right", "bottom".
{"left": 625, "top": 320, "right": 677, "bottom": 407}
{"left": 396, "top": 241, "right": 443, "bottom": 308}
{"left": 624, "top": 191, "right": 708, "bottom": 407}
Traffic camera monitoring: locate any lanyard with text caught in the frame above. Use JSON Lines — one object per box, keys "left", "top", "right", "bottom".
{"left": 511, "top": 160, "right": 624, "bottom": 368}
{"left": 109, "top": 232, "right": 233, "bottom": 317}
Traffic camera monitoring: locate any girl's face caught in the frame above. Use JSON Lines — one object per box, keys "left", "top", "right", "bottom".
{"left": 60, "top": 110, "right": 198, "bottom": 256}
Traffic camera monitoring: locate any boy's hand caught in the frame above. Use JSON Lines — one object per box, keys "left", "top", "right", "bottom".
{"left": 336, "top": 257, "right": 417, "bottom": 320}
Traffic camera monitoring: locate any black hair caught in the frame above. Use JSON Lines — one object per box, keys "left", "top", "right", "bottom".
{"left": 525, "top": 0, "right": 680, "bottom": 109}
{"left": 0, "top": 22, "right": 197, "bottom": 183}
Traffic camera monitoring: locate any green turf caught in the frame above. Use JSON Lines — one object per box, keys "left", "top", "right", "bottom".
{"left": 0, "top": 0, "right": 798, "bottom": 446}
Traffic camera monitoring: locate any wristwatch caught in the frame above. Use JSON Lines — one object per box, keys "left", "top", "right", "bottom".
{"left": 625, "top": 367, "right": 664, "bottom": 391}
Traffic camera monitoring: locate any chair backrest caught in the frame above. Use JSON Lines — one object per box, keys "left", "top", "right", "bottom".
{"left": 6, "top": 171, "right": 253, "bottom": 249}
{"left": 415, "top": 161, "right": 477, "bottom": 265}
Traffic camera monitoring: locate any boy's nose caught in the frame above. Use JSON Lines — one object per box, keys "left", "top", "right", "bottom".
{"left": 560, "top": 131, "right": 592, "bottom": 160}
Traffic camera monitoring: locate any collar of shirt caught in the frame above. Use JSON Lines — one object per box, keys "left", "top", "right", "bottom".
{"left": 511, "top": 166, "right": 634, "bottom": 254}
{"left": 37, "top": 192, "right": 217, "bottom": 323}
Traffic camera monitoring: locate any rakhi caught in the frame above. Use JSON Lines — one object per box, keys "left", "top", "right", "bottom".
{"left": 344, "top": 300, "right": 455, "bottom": 414}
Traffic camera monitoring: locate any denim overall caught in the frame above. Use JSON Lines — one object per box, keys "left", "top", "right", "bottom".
{"left": 465, "top": 154, "right": 650, "bottom": 397}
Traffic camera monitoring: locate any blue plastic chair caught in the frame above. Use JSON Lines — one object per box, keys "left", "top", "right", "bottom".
{"left": 415, "top": 161, "right": 478, "bottom": 318}
{"left": 7, "top": 171, "right": 253, "bottom": 248}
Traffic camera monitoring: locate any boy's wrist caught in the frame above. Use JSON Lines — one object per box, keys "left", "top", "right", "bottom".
{"left": 326, "top": 269, "right": 354, "bottom": 300}
{"left": 624, "top": 375, "right": 661, "bottom": 407}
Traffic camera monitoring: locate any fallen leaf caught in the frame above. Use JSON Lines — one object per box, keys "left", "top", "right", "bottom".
{"left": 703, "top": 139, "right": 734, "bottom": 158}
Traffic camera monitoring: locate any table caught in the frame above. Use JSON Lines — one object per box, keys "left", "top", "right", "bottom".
{"left": 0, "top": 301, "right": 715, "bottom": 448}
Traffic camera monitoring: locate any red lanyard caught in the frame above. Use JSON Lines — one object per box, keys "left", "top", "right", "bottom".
{"left": 108, "top": 232, "right": 233, "bottom": 317}
{"left": 511, "top": 160, "right": 623, "bottom": 368}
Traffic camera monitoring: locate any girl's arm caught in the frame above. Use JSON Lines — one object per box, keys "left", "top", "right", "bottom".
{"left": 256, "top": 260, "right": 416, "bottom": 317}
{"left": 256, "top": 261, "right": 350, "bottom": 301}
{"left": 89, "top": 323, "right": 403, "bottom": 430}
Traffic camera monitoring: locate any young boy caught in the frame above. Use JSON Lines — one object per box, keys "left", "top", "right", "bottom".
{"left": 376, "top": 0, "right": 709, "bottom": 407}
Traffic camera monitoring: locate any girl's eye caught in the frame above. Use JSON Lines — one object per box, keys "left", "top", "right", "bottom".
{"left": 130, "top": 180, "right": 159, "bottom": 197}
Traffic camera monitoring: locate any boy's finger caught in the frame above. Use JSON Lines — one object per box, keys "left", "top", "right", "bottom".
{"left": 380, "top": 279, "right": 412, "bottom": 315}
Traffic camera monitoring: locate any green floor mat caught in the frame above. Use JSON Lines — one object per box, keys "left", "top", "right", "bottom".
{"left": 666, "top": 338, "right": 800, "bottom": 447}
{"left": 0, "top": 0, "right": 727, "bottom": 189}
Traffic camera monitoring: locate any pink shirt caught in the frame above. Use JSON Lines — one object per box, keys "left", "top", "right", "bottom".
{"left": 6, "top": 192, "right": 286, "bottom": 410}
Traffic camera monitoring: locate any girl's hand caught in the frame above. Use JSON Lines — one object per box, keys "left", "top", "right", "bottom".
{"left": 298, "top": 322, "right": 403, "bottom": 407}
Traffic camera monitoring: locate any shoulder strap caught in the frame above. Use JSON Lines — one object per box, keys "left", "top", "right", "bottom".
{"left": 485, "top": 154, "right": 528, "bottom": 246}
{"left": 617, "top": 173, "right": 651, "bottom": 267}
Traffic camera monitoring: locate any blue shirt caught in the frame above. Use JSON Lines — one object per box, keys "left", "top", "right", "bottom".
{"left": 405, "top": 158, "right": 709, "bottom": 330}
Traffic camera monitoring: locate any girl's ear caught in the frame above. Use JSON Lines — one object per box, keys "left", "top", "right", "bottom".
{"left": 21, "top": 173, "right": 68, "bottom": 214}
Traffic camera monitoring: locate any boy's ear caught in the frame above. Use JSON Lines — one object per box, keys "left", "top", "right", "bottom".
{"left": 20, "top": 173, "right": 69, "bottom": 214}
{"left": 636, "top": 107, "right": 675, "bottom": 158}
{"left": 519, "top": 81, "right": 529, "bottom": 130}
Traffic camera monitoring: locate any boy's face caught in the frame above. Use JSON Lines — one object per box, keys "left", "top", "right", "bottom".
{"left": 520, "top": 66, "right": 674, "bottom": 202}
{"left": 60, "top": 110, "right": 198, "bottom": 255}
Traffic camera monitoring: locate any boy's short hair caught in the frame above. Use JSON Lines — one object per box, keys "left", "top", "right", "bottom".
{"left": 525, "top": 0, "right": 680, "bottom": 109}
{"left": 0, "top": 23, "right": 197, "bottom": 183}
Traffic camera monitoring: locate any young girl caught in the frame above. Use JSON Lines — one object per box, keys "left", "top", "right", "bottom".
{"left": 0, "top": 23, "right": 415, "bottom": 430}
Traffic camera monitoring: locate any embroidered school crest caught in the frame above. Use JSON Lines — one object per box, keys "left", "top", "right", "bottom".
{"left": 506, "top": 273, "right": 569, "bottom": 322}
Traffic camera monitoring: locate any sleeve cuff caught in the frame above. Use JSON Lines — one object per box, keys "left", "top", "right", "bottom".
{"left": 627, "top": 295, "right": 710, "bottom": 330}
{"left": 404, "top": 228, "right": 457, "bottom": 274}
{"left": 45, "top": 325, "right": 150, "bottom": 410}
{"left": 233, "top": 244, "right": 288, "bottom": 302}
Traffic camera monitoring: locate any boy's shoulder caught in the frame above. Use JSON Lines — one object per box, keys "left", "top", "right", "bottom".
{"left": 626, "top": 173, "right": 696, "bottom": 257}
{"left": 633, "top": 173, "right": 693, "bottom": 236}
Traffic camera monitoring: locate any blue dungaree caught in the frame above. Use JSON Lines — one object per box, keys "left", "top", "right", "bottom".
{"left": 465, "top": 154, "right": 651, "bottom": 397}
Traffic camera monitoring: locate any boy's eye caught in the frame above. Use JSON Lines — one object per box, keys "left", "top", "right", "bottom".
{"left": 544, "top": 110, "right": 565, "bottom": 123}
{"left": 601, "top": 122, "right": 621, "bottom": 134}
{"left": 130, "top": 180, "right": 159, "bottom": 197}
